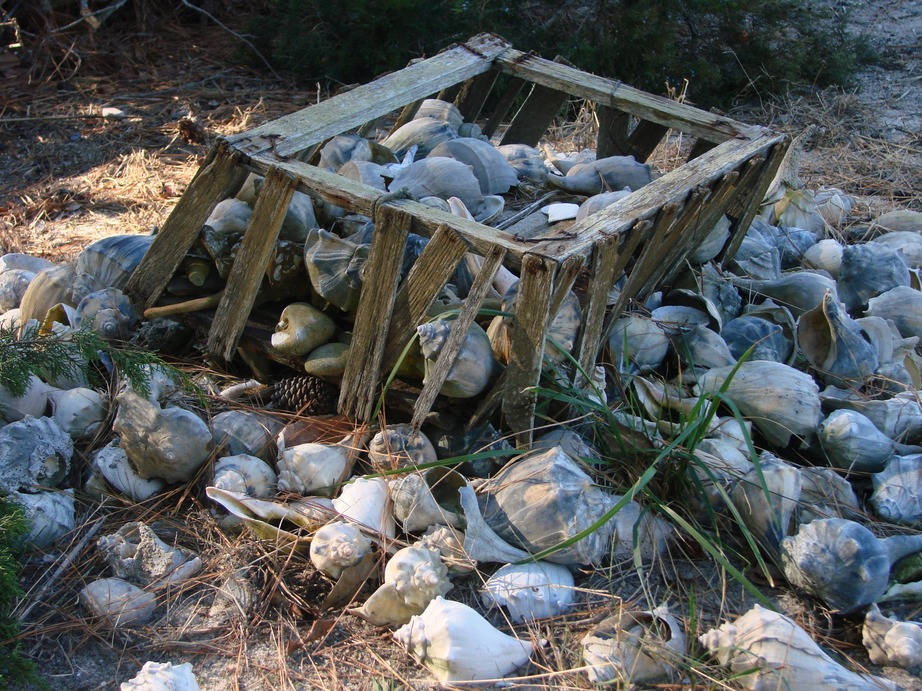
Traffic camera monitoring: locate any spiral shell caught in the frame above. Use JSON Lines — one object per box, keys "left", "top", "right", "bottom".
{"left": 73, "top": 234, "right": 154, "bottom": 303}
{"left": 79, "top": 577, "right": 157, "bottom": 627}
{"left": 482, "top": 561, "right": 575, "bottom": 622}
{"left": 0, "top": 415, "right": 73, "bottom": 493}
{"left": 871, "top": 454, "right": 922, "bottom": 527}
{"left": 213, "top": 454, "right": 277, "bottom": 498}
{"left": 416, "top": 319, "right": 497, "bottom": 399}
{"left": 310, "top": 520, "right": 372, "bottom": 580}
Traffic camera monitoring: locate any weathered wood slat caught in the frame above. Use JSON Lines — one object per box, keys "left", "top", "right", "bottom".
{"left": 207, "top": 166, "right": 296, "bottom": 361}
{"left": 387, "top": 100, "right": 424, "bottom": 137}
{"left": 436, "top": 83, "right": 463, "bottom": 104}
{"left": 227, "top": 34, "right": 511, "bottom": 159}
{"left": 338, "top": 205, "right": 412, "bottom": 421}
{"left": 687, "top": 137, "right": 718, "bottom": 161}
{"left": 411, "top": 245, "right": 506, "bottom": 430}
{"left": 382, "top": 225, "right": 469, "bottom": 372}
{"left": 455, "top": 68, "right": 500, "bottom": 123}
{"left": 495, "top": 47, "right": 763, "bottom": 144}
{"left": 503, "top": 253, "right": 557, "bottom": 447}
{"left": 499, "top": 79, "right": 569, "bottom": 147}
{"left": 596, "top": 106, "right": 632, "bottom": 158}
{"left": 481, "top": 76, "right": 526, "bottom": 138}
{"left": 625, "top": 120, "right": 669, "bottom": 162}
{"left": 125, "top": 141, "right": 248, "bottom": 310}
{"left": 575, "top": 233, "right": 622, "bottom": 386}
{"left": 721, "top": 141, "right": 789, "bottom": 264}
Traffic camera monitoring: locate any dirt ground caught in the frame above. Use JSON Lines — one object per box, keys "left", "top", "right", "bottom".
{"left": 1, "top": 1, "right": 921, "bottom": 689}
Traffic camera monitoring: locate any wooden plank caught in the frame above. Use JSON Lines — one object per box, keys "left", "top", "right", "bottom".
{"left": 387, "top": 100, "right": 424, "bottom": 137}
{"left": 625, "top": 120, "right": 669, "bottom": 162}
{"left": 495, "top": 47, "right": 763, "bottom": 144}
{"left": 575, "top": 233, "right": 621, "bottom": 387}
{"left": 596, "top": 106, "right": 632, "bottom": 158}
{"left": 227, "top": 34, "right": 511, "bottom": 159}
{"left": 382, "top": 225, "right": 469, "bottom": 372}
{"left": 481, "top": 76, "right": 526, "bottom": 138}
{"left": 338, "top": 205, "right": 412, "bottom": 421}
{"left": 687, "top": 137, "right": 717, "bottom": 161}
{"left": 455, "top": 68, "right": 500, "bottom": 123}
{"left": 125, "top": 141, "right": 248, "bottom": 309}
{"left": 720, "top": 140, "right": 789, "bottom": 265}
{"left": 503, "top": 253, "right": 557, "bottom": 447}
{"left": 499, "top": 79, "right": 569, "bottom": 147}
{"left": 411, "top": 245, "right": 506, "bottom": 430}
{"left": 207, "top": 166, "right": 296, "bottom": 361}
{"left": 436, "top": 83, "right": 463, "bottom": 104}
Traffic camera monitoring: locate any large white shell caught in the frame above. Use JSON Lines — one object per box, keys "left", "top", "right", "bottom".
{"left": 8, "top": 488, "right": 75, "bottom": 549}
{"left": 416, "top": 319, "right": 497, "bottom": 399}
{"left": 203, "top": 198, "right": 251, "bottom": 234}
{"left": 582, "top": 605, "right": 686, "bottom": 685}
{"left": 0, "top": 415, "right": 73, "bottom": 493}
{"left": 818, "top": 409, "right": 894, "bottom": 474}
{"left": 0, "top": 268, "right": 35, "bottom": 311}
{"left": 701, "top": 604, "right": 896, "bottom": 690}
{"left": 79, "top": 577, "right": 157, "bottom": 627}
{"left": 48, "top": 387, "right": 107, "bottom": 440}
{"left": 277, "top": 441, "right": 352, "bottom": 497}
{"left": 73, "top": 287, "right": 139, "bottom": 341}
{"left": 113, "top": 391, "right": 213, "bottom": 484}
{"left": 871, "top": 454, "right": 922, "bottom": 527}
{"left": 0, "top": 374, "right": 55, "bottom": 423}
{"left": 390, "top": 466, "right": 467, "bottom": 533}
{"left": 367, "top": 424, "right": 437, "bottom": 469}
{"left": 332, "top": 477, "right": 395, "bottom": 539}
{"left": 694, "top": 361, "right": 822, "bottom": 448}
{"left": 865, "top": 286, "right": 922, "bottom": 342}
{"left": 121, "top": 661, "right": 200, "bottom": 691}
{"left": 863, "top": 604, "right": 922, "bottom": 668}
{"left": 91, "top": 440, "right": 166, "bottom": 501}
{"left": 270, "top": 302, "right": 336, "bottom": 357}
{"left": 97, "top": 522, "right": 202, "bottom": 586}
{"left": 482, "top": 561, "right": 574, "bottom": 622}
{"left": 381, "top": 117, "right": 458, "bottom": 158}
{"left": 212, "top": 454, "right": 277, "bottom": 498}
{"left": 309, "top": 520, "right": 372, "bottom": 580}
{"left": 729, "top": 455, "right": 801, "bottom": 563}
{"left": 73, "top": 234, "right": 154, "bottom": 303}
{"left": 393, "top": 597, "right": 536, "bottom": 683}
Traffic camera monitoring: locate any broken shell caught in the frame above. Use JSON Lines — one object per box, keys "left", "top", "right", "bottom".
{"left": 303, "top": 228, "right": 369, "bottom": 312}
{"left": 381, "top": 117, "right": 457, "bottom": 158}
{"left": 694, "top": 361, "right": 822, "bottom": 448}
{"left": 818, "top": 409, "right": 894, "bottom": 474}
{"left": 482, "top": 561, "right": 575, "bottom": 623}
{"left": 0, "top": 374, "right": 56, "bottom": 423}
{"left": 210, "top": 409, "right": 282, "bottom": 462}
{"left": 121, "top": 661, "right": 200, "bottom": 691}
{"left": 838, "top": 242, "right": 910, "bottom": 314}
{"left": 457, "top": 483, "right": 532, "bottom": 564}
{"left": 79, "top": 577, "right": 157, "bottom": 627}
{"left": 428, "top": 138, "right": 518, "bottom": 195}
{"left": 701, "top": 603, "right": 896, "bottom": 690}
{"left": 863, "top": 604, "right": 922, "bottom": 668}
{"left": 310, "top": 520, "right": 372, "bottom": 580}
{"left": 338, "top": 160, "right": 389, "bottom": 190}
{"left": 47, "top": 387, "right": 107, "bottom": 440}
{"left": 390, "top": 467, "right": 467, "bottom": 533}
{"left": 416, "top": 319, "right": 497, "bottom": 399}
{"left": 729, "top": 455, "right": 801, "bottom": 563}
{"left": 582, "top": 605, "right": 686, "bottom": 686}
{"left": 8, "top": 488, "right": 75, "bottom": 549}
{"left": 418, "top": 524, "right": 475, "bottom": 574}
{"left": 18, "top": 263, "right": 76, "bottom": 327}
{"left": 277, "top": 440, "right": 353, "bottom": 497}
{"left": 480, "top": 446, "right": 618, "bottom": 565}
{"left": 797, "top": 290, "right": 878, "bottom": 386}
{"left": 113, "top": 391, "right": 212, "bottom": 484}
{"left": 332, "top": 476, "right": 396, "bottom": 539}
{"left": 205, "top": 487, "right": 333, "bottom": 552}
{"left": 270, "top": 302, "right": 336, "bottom": 357}
{"left": 72, "top": 234, "right": 154, "bottom": 303}
{"left": 796, "top": 466, "right": 862, "bottom": 524}
{"left": 91, "top": 440, "right": 166, "bottom": 501}
{"left": 781, "top": 517, "right": 922, "bottom": 612}
{"left": 870, "top": 454, "right": 922, "bottom": 527}
{"left": 213, "top": 454, "right": 277, "bottom": 498}
{"left": 393, "top": 596, "right": 536, "bottom": 683}
{"left": 0, "top": 415, "right": 73, "bottom": 493}
{"left": 496, "top": 143, "right": 548, "bottom": 184}
{"left": 97, "top": 522, "right": 202, "bottom": 586}
{"left": 547, "top": 155, "right": 652, "bottom": 195}
{"left": 367, "top": 424, "right": 437, "bottom": 469}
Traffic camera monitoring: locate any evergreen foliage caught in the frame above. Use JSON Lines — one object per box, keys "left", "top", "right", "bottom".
{"left": 0, "top": 500, "right": 41, "bottom": 687}
{"left": 242, "top": 0, "right": 871, "bottom": 107}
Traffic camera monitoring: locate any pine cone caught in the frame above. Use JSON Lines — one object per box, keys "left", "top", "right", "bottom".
{"left": 269, "top": 375, "right": 339, "bottom": 415}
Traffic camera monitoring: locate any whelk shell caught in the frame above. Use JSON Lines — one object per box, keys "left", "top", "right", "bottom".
{"left": 482, "top": 561, "right": 575, "bottom": 623}
{"left": 121, "top": 661, "right": 200, "bottom": 691}
{"left": 863, "top": 604, "right": 922, "bottom": 668}
{"left": 79, "top": 577, "right": 157, "bottom": 628}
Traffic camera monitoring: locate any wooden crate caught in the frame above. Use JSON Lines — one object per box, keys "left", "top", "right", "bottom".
{"left": 125, "top": 33, "right": 787, "bottom": 446}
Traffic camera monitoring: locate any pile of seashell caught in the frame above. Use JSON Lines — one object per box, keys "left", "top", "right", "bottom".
{"left": 3, "top": 99, "right": 922, "bottom": 687}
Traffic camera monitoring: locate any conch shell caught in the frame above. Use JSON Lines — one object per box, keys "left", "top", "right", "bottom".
{"left": 863, "top": 604, "right": 922, "bottom": 668}
{"left": 121, "top": 661, "right": 200, "bottom": 691}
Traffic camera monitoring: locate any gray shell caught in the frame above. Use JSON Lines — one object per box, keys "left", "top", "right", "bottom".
{"left": 871, "top": 231, "right": 922, "bottom": 268}
{"left": 338, "top": 160, "right": 390, "bottom": 190}
{"left": 499, "top": 282, "right": 581, "bottom": 365}
{"left": 731, "top": 271, "right": 839, "bottom": 317}
{"left": 721, "top": 315, "right": 793, "bottom": 363}
{"left": 547, "top": 155, "right": 652, "bottom": 195}
{"left": 0, "top": 269, "right": 35, "bottom": 312}
{"left": 303, "top": 228, "right": 369, "bottom": 312}
{"left": 671, "top": 324, "right": 736, "bottom": 370}
{"left": 210, "top": 409, "right": 282, "bottom": 462}
{"left": 480, "top": 445, "right": 618, "bottom": 565}
{"left": 428, "top": 138, "right": 518, "bottom": 196}
{"left": 820, "top": 390, "right": 922, "bottom": 444}
{"left": 0, "top": 415, "right": 73, "bottom": 493}
{"left": 728, "top": 230, "right": 781, "bottom": 281}
{"left": 496, "top": 144, "right": 548, "bottom": 184}
{"left": 368, "top": 424, "right": 437, "bottom": 469}
{"left": 871, "top": 454, "right": 922, "bottom": 527}
{"left": 73, "top": 288, "right": 139, "bottom": 341}
{"left": 838, "top": 243, "right": 910, "bottom": 314}
{"left": 381, "top": 117, "right": 458, "bottom": 158}
{"left": 729, "top": 455, "right": 801, "bottom": 562}
{"left": 608, "top": 314, "right": 670, "bottom": 374}
{"left": 318, "top": 134, "right": 397, "bottom": 172}
{"left": 389, "top": 157, "right": 485, "bottom": 219}
{"left": 818, "top": 409, "right": 894, "bottom": 474}
{"left": 797, "top": 466, "right": 861, "bottom": 524}
{"left": 413, "top": 99, "right": 463, "bottom": 131}
{"left": 213, "top": 454, "right": 278, "bottom": 498}
{"left": 73, "top": 234, "right": 154, "bottom": 303}
{"left": 781, "top": 517, "right": 922, "bottom": 612}
{"left": 865, "top": 286, "right": 922, "bottom": 342}
{"left": 417, "top": 319, "right": 497, "bottom": 399}
{"left": 802, "top": 238, "right": 844, "bottom": 277}
{"left": 576, "top": 190, "right": 632, "bottom": 223}
{"left": 8, "top": 488, "right": 75, "bottom": 549}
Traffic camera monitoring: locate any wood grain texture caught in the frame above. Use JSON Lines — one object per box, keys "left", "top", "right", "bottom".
{"left": 207, "top": 165, "right": 296, "bottom": 360}
{"left": 455, "top": 68, "right": 500, "bottom": 123}
{"left": 575, "top": 233, "right": 622, "bottom": 386}
{"left": 481, "top": 76, "right": 526, "bottom": 138}
{"left": 499, "top": 80, "right": 569, "bottom": 147}
{"left": 596, "top": 106, "right": 632, "bottom": 158}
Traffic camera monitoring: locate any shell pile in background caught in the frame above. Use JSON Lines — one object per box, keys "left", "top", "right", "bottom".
{"left": 4, "top": 99, "right": 922, "bottom": 687}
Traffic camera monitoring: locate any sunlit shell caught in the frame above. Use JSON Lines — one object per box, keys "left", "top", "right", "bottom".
{"left": 701, "top": 604, "right": 897, "bottom": 690}
{"left": 97, "top": 521, "right": 202, "bottom": 586}
{"left": 0, "top": 374, "right": 55, "bottom": 424}
{"left": 91, "top": 440, "right": 166, "bottom": 501}
{"left": 0, "top": 268, "right": 35, "bottom": 312}
{"left": 210, "top": 409, "right": 282, "bottom": 462}
{"left": 73, "top": 234, "right": 154, "bottom": 303}
{"left": 332, "top": 476, "right": 395, "bottom": 539}
{"left": 318, "top": 133, "right": 397, "bottom": 172}
{"left": 0, "top": 415, "right": 73, "bottom": 493}
{"left": 213, "top": 454, "right": 277, "bottom": 498}
{"left": 19, "top": 263, "right": 77, "bottom": 326}
{"left": 48, "top": 387, "right": 107, "bottom": 440}
{"left": 482, "top": 561, "right": 575, "bottom": 622}
{"left": 310, "top": 520, "right": 372, "bottom": 580}
{"left": 390, "top": 466, "right": 467, "bottom": 533}
{"left": 79, "top": 577, "right": 157, "bottom": 627}
{"left": 863, "top": 604, "right": 922, "bottom": 668}
{"left": 270, "top": 302, "right": 336, "bottom": 357}
{"left": 337, "top": 160, "right": 390, "bottom": 190}
{"left": 496, "top": 143, "right": 548, "bottom": 184}
{"left": 729, "top": 454, "right": 801, "bottom": 562}
{"left": 121, "top": 661, "right": 200, "bottom": 691}
{"left": 413, "top": 99, "right": 463, "bottom": 130}
{"left": 277, "top": 441, "right": 353, "bottom": 497}
{"left": 368, "top": 424, "right": 437, "bottom": 469}
{"left": 73, "top": 287, "right": 139, "bottom": 340}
